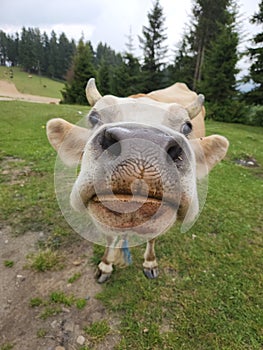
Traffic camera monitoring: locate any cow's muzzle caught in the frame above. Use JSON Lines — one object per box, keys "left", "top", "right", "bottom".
{"left": 71, "top": 123, "right": 194, "bottom": 236}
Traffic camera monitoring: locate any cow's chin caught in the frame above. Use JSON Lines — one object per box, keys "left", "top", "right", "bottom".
{"left": 87, "top": 194, "right": 177, "bottom": 236}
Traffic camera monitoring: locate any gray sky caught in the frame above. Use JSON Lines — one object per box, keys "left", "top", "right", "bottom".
{"left": 0, "top": 0, "right": 260, "bottom": 69}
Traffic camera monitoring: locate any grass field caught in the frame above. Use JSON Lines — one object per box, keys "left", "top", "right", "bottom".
{"left": 0, "top": 66, "right": 64, "bottom": 99}
{"left": 0, "top": 101, "right": 262, "bottom": 349}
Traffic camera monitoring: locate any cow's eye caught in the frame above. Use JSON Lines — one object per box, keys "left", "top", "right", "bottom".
{"left": 88, "top": 111, "right": 100, "bottom": 127}
{"left": 181, "top": 122, "right": 192, "bottom": 136}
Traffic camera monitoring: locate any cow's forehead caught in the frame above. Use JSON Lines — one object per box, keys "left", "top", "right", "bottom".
{"left": 90, "top": 95, "right": 190, "bottom": 128}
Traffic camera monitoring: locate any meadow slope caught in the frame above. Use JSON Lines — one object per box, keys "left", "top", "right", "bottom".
{"left": 0, "top": 101, "right": 262, "bottom": 350}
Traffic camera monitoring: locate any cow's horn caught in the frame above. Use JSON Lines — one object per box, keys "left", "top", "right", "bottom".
{"left": 86, "top": 78, "right": 102, "bottom": 106}
{"left": 186, "top": 94, "right": 205, "bottom": 119}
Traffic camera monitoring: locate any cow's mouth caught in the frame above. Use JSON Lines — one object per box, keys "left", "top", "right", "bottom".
{"left": 88, "top": 194, "right": 177, "bottom": 235}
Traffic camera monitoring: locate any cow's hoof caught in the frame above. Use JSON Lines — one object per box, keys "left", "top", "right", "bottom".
{"left": 96, "top": 269, "right": 112, "bottom": 283}
{"left": 143, "top": 267, "right": 158, "bottom": 279}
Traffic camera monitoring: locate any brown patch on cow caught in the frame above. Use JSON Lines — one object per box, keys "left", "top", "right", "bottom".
{"left": 52, "top": 122, "right": 65, "bottom": 135}
{"left": 128, "top": 93, "right": 148, "bottom": 99}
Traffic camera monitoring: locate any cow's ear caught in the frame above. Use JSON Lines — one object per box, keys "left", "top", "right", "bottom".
{"left": 47, "top": 118, "right": 91, "bottom": 166}
{"left": 190, "top": 135, "right": 229, "bottom": 179}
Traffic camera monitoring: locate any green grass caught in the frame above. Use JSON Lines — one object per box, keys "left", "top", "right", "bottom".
{"left": 30, "top": 290, "right": 87, "bottom": 320}
{"left": 0, "top": 101, "right": 262, "bottom": 349}
{"left": 0, "top": 344, "right": 13, "bottom": 350}
{"left": 76, "top": 298, "right": 87, "bottom": 309}
{"left": 68, "top": 272, "right": 82, "bottom": 284}
{"left": 0, "top": 101, "right": 89, "bottom": 240}
{"left": 4, "top": 260, "right": 14, "bottom": 268}
{"left": 83, "top": 320, "right": 111, "bottom": 342}
{"left": 27, "top": 249, "right": 64, "bottom": 272}
{"left": 0, "top": 66, "right": 64, "bottom": 99}
{"left": 36, "top": 329, "right": 47, "bottom": 338}
{"left": 30, "top": 297, "right": 44, "bottom": 307}
{"left": 50, "top": 290, "right": 75, "bottom": 306}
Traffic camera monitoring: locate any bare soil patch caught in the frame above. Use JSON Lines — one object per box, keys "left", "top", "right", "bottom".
{"left": 0, "top": 80, "right": 60, "bottom": 104}
{"left": 0, "top": 226, "right": 120, "bottom": 350}
{"left": 0, "top": 159, "right": 120, "bottom": 349}
{"left": 234, "top": 155, "right": 259, "bottom": 167}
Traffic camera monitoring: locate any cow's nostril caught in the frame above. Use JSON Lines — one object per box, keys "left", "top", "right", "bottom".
{"left": 101, "top": 129, "right": 121, "bottom": 156}
{"left": 167, "top": 144, "right": 183, "bottom": 162}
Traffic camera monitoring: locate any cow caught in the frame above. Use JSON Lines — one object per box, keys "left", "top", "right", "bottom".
{"left": 47, "top": 79, "right": 229, "bottom": 283}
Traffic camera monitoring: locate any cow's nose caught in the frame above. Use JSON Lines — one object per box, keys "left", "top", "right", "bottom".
{"left": 101, "top": 127, "right": 123, "bottom": 156}
{"left": 100, "top": 126, "right": 183, "bottom": 161}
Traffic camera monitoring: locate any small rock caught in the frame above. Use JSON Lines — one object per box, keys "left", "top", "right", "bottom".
{"left": 76, "top": 335, "right": 85, "bottom": 345}
{"left": 64, "top": 321, "right": 74, "bottom": 332}
{"left": 62, "top": 307, "right": 70, "bottom": 313}
{"left": 55, "top": 347, "right": 65, "bottom": 350}
{"left": 72, "top": 260, "right": 82, "bottom": 266}
{"left": 74, "top": 324, "right": 80, "bottom": 334}
{"left": 5, "top": 240, "right": 8, "bottom": 244}
{"left": 51, "top": 320, "right": 58, "bottom": 329}
{"left": 16, "top": 275, "right": 25, "bottom": 281}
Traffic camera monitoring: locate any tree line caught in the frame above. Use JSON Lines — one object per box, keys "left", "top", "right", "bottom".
{"left": 0, "top": 28, "right": 76, "bottom": 80}
{"left": 0, "top": 0, "right": 262, "bottom": 125}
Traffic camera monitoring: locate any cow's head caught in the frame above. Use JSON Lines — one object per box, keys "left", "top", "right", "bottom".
{"left": 47, "top": 79, "right": 229, "bottom": 244}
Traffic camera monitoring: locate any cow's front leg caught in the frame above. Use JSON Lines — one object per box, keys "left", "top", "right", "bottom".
{"left": 97, "top": 237, "right": 116, "bottom": 283}
{"left": 143, "top": 238, "right": 158, "bottom": 279}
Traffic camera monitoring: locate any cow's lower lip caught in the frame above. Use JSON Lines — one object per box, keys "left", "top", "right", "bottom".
{"left": 88, "top": 194, "right": 177, "bottom": 234}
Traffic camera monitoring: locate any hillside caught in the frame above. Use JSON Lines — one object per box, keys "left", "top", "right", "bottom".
{"left": 0, "top": 66, "right": 64, "bottom": 100}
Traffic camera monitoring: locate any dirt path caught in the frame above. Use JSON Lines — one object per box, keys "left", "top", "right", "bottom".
{"left": 0, "top": 158, "right": 119, "bottom": 349}
{"left": 0, "top": 80, "right": 60, "bottom": 104}
{"left": 0, "top": 226, "right": 120, "bottom": 349}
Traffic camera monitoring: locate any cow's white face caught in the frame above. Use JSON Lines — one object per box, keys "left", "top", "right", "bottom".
{"left": 47, "top": 80, "right": 229, "bottom": 244}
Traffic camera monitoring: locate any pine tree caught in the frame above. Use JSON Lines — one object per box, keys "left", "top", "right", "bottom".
{"left": 6, "top": 33, "right": 19, "bottom": 66}
{"left": 111, "top": 53, "right": 143, "bottom": 96}
{"left": 62, "top": 39, "right": 96, "bottom": 105}
{"left": 110, "top": 28, "right": 143, "bottom": 97}
{"left": 19, "top": 27, "right": 38, "bottom": 72}
{"left": 139, "top": 0, "right": 168, "bottom": 92}
{"left": 192, "top": 0, "right": 231, "bottom": 89}
{"left": 41, "top": 32, "right": 50, "bottom": 75}
{"left": 48, "top": 31, "right": 58, "bottom": 78}
{"left": 170, "top": 35, "right": 196, "bottom": 88}
{"left": 95, "top": 42, "right": 122, "bottom": 95}
{"left": 125, "top": 26, "right": 135, "bottom": 55}
{"left": 97, "top": 58, "right": 111, "bottom": 95}
{"left": 56, "top": 33, "right": 76, "bottom": 79}
{"left": 0, "top": 31, "right": 8, "bottom": 65}
{"left": 245, "top": 0, "right": 263, "bottom": 104}
{"left": 172, "top": 0, "right": 233, "bottom": 90}
{"left": 200, "top": 20, "right": 240, "bottom": 121}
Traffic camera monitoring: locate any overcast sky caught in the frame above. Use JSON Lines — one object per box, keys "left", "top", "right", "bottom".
{"left": 0, "top": 0, "right": 261, "bottom": 65}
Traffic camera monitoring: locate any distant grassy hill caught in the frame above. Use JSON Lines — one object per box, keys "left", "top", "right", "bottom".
{"left": 0, "top": 66, "right": 64, "bottom": 99}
